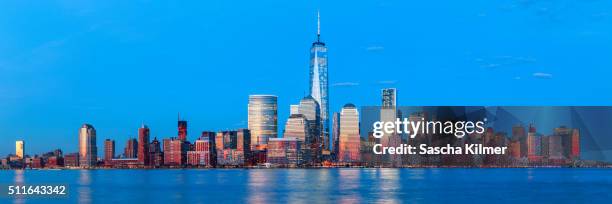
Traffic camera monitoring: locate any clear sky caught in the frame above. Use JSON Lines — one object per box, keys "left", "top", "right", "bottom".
{"left": 1, "top": 0, "right": 611, "bottom": 156}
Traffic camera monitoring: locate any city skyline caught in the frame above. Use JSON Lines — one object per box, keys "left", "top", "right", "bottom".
{"left": 2, "top": 1, "right": 612, "bottom": 155}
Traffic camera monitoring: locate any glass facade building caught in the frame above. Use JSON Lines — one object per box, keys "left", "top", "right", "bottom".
{"left": 138, "top": 124, "right": 150, "bottom": 165}
{"left": 309, "top": 12, "right": 329, "bottom": 152}
{"left": 339, "top": 104, "right": 360, "bottom": 162}
{"left": 248, "top": 95, "right": 278, "bottom": 147}
{"left": 284, "top": 114, "right": 309, "bottom": 143}
{"left": 79, "top": 124, "right": 97, "bottom": 168}
{"left": 298, "top": 96, "right": 321, "bottom": 144}
{"left": 15, "top": 140, "right": 24, "bottom": 159}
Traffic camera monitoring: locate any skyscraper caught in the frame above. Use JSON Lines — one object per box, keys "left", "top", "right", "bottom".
{"left": 125, "top": 138, "right": 138, "bottom": 158}
{"left": 284, "top": 114, "right": 309, "bottom": 142}
{"left": 380, "top": 88, "right": 401, "bottom": 166}
{"left": 248, "top": 95, "right": 278, "bottom": 147}
{"left": 178, "top": 115, "right": 188, "bottom": 141}
{"left": 332, "top": 112, "right": 340, "bottom": 154}
{"left": 339, "top": 104, "right": 360, "bottom": 162}
{"left": 15, "top": 140, "right": 24, "bottom": 159}
{"left": 138, "top": 124, "right": 150, "bottom": 165}
{"left": 149, "top": 137, "right": 163, "bottom": 167}
{"left": 104, "top": 139, "right": 115, "bottom": 165}
{"left": 309, "top": 11, "right": 329, "bottom": 151}
{"left": 381, "top": 88, "right": 397, "bottom": 108}
{"left": 163, "top": 137, "right": 186, "bottom": 167}
{"left": 79, "top": 124, "right": 97, "bottom": 168}
{"left": 527, "top": 124, "right": 537, "bottom": 158}
{"left": 298, "top": 96, "right": 321, "bottom": 146}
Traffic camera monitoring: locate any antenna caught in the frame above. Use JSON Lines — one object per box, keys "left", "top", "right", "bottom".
{"left": 317, "top": 10, "right": 320, "bottom": 35}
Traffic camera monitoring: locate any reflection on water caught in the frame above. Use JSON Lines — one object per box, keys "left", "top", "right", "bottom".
{"left": 13, "top": 170, "right": 24, "bottom": 204}
{"left": 408, "top": 169, "right": 425, "bottom": 180}
{"left": 338, "top": 169, "right": 361, "bottom": 203}
{"left": 378, "top": 169, "right": 400, "bottom": 203}
{"left": 248, "top": 170, "right": 270, "bottom": 204}
{"left": 78, "top": 170, "right": 91, "bottom": 204}
{"left": 3, "top": 168, "right": 612, "bottom": 203}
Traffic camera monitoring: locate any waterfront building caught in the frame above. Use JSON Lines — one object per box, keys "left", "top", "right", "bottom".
{"left": 509, "top": 140, "right": 521, "bottom": 159}
{"left": 284, "top": 114, "right": 310, "bottom": 143}
{"left": 15, "top": 140, "right": 24, "bottom": 159}
{"left": 78, "top": 124, "right": 97, "bottom": 168}
{"left": 31, "top": 157, "right": 44, "bottom": 168}
{"left": 215, "top": 130, "right": 251, "bottom": 166}
{"left": 64, "top": 153, "right": 79, "bottom": 167}
{"left": 178, "top": 116, "right": 188, "bottom": 141}
{"left": 104, "top": 139, "right": 115, "bottom": 165}
{"left": 547, "top": 135, "right": 564, "bottom": 159}
{"left": 138, "top": 124, "right": 150, "bottom": 165}
{"left": 163, "top": 137, "right": 186, "bottom": 166}
{"left": 309, "top": 11, "right": 329, "bottom": 154}
{"left": 511, "top": 125, "right": 527, "bottom": 157}
{"left": 124, "top": 138, "right": 138, "bottom": 158}
{"left": 332, "top": 112, "right": 340, "bottom": 155}
{"left": 148, "top": 137, "right": 163, "bottom": 167}
{"left": 555, "top": 126, "right": 580, "bottom": 160}
{"left": 248, "top": 95, "right": 278, "bottom": 147}
{"left": 237, "top": 129, "right": 251, "bottom": 165}
{"left": 339, "top": 104, "right": 360, "bottom": 162}
{"left": 109, "top": 158, "right": 139, "bottom": 168}
{"left": 284, "top": 114, "right": 313, "bottom": 163}
{"left": 380, "top": 88, "right": 401, "bottom": 166}
{"left": 267, "top": 137, "right": 302, "bottom": 166}
{"left": 189, "top": 132, "right": 217, "bottom": 167}
{"left": 526, "top": 124, "right": 543, "bottom": 162}
{"left": 46, "top": 156, "right": 63, "bottom": 168}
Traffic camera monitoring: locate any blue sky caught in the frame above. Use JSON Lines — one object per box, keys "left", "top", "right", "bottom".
{"left": 1, "top": 0, "right": 611, "bottom": 156}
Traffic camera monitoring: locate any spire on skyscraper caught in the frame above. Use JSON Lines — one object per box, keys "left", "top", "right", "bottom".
{"left": 317, "top": 10, "right": 321, "bottom": 42}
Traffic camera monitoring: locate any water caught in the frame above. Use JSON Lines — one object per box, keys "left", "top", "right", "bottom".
{"left": 1, "top": 168, "right": 611, "bottom": 203}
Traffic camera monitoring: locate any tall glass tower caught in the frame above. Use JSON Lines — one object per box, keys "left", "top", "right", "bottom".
{"left": 309, "top": 11, "right": 329, "bottom": 151}
{"left": 248, "top": 95, "right": 278, "bottom": 147}
{"left": 79, "top": 124, "right": 97, "bottom": 168}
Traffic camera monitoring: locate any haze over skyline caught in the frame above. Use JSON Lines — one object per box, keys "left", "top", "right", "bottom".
{"left": 1, "top": 0, "right": 612, "bottom": 155}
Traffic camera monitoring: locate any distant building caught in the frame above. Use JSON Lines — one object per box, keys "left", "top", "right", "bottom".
{"left": 527, "top": 125, "right": 537, "bottom": 157}
{"left": 31, "top": 157, "right": 44, "bottom": 168}
{"left": 298, "top": 96, "right": 321, "bottom": 148}
{"left": 236, "top": 129, "right": 251, "bottom": 164}
{"left": 555, "top": 126, "right": 580, "bottom": 160}
{"left": 267, "top": 137, "right": 301, "bottom": 166}
{"left": 284, "top": 114, "right": 310, "bottom": 143}
{"left": 339, "top": 104, "right": 360, "bottom": 163}
{"left": 547, "top": 135, "right": 564, "bottom": 159}
{"left": 109, "top": 158, "right": 139, "bottom": 168}
{"left": 46, "top": 156, "right": 63, "bottom": 168}
{"left": 509, "top": 140, "right": 521, "bottom": 159}
{"left": 78, "top": 124, "right": 97, "bottom": 168}
{"left": 331, "top": 112, "right": 340, "bottom": 155}
{"left": 138, "top": 124, "right": 150, "bottom": 166}
{"left": 187, "top": 132, "right": 216, "bottom": 167}
{"left": 64, "top": 153, "right": 79, "bottom": 167}
{"left": 104, "top": 139, "right": 115, "bottom": 165}
{"left": 178, "top": 116, "right": 188, "bottom": 141}
{"left": 124, "top": 138, "right": 138, "bottom": 158}
{"left": 163, "top": 137, "right": 186, "bottom": 167}
{"left": 15, "top": 140, "right": 24, "bottom": 159}
{"left": 148, "top": 137, "right": 163, "bottom": 167}
{"left": 215, "top": 130, "right": 251, "bottom": 166}
{"left": 248, "top": 95, "right": 278, "bottom": 147}
{"left": 511, "top": 124, "right": 527, "bottom": 158}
